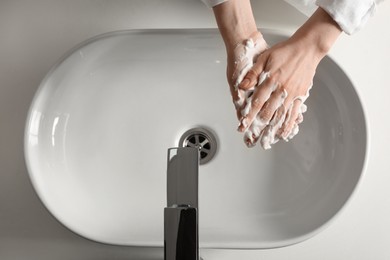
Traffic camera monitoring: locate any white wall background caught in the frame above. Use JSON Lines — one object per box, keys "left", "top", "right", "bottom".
{"left": 1, "top": 0, "right": 389, "bottom": 259}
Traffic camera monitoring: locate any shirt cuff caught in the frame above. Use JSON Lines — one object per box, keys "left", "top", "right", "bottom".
{"left": 316, "top": 0, "right": 377, "bottom": 34}
{"left": 201, "top": 0, "right": 228, "bottom": 8}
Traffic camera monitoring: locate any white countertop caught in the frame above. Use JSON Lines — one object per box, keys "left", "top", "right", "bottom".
{"left": 1, "top": 1, "right": 389, "bottom": 259}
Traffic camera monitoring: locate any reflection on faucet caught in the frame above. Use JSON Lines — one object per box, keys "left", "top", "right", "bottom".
{"left": 164, "top": 147, "right": 199, "bottom": 260}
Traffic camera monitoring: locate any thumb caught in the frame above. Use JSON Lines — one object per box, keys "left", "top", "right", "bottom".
{"left": 239, "top": 54, "right": 267, "bottom": 90}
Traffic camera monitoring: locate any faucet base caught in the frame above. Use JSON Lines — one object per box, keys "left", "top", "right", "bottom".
{"left": 164, "top": 206, "right": 198, "bottom": 260}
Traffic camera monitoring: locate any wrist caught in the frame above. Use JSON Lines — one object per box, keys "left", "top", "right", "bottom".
{"left": 291, "top": 7, "right": 342, "bottom": 59}
{"left": 213, "top": 0, "right": 259, "bottom": 54}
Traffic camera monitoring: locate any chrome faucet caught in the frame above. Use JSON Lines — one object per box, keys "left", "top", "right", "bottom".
{"left": 164, "top": 147, "right": 199, "bottom": 260}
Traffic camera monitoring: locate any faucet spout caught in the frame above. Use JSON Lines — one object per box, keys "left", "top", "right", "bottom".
{"left": 164, "top": 147, "right": 199, "bottom": 260}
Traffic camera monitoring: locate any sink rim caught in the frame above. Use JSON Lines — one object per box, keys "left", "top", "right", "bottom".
{"left": 24, "top": 28, "right": 369, "bottom": 249}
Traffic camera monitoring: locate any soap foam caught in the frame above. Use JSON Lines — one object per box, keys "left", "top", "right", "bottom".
{"left": 233, "top": 37, "right": 267, "bottom": 111}
{"left": 233, "top": 38, "right": 311, "bottom": 150}
{"left": 241, "top": 72, "right": 288, "bottom": 148}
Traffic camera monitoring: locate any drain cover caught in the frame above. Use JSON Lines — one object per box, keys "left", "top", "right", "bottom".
{"left": 178, "top": 127, "right": 217, "bottom": 165}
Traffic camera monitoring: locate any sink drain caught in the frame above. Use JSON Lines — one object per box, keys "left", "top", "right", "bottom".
{"left": 178, "top": 127, "right": 218, "bottom": 165}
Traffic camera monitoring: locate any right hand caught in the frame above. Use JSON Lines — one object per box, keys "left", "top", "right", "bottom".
{"left": 227, "top": 32, "right": 308, "bottom": 149}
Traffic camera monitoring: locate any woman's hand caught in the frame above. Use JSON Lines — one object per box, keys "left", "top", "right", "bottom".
{"left": 237, "top": 8, "right": 342, "bottom": 149}
{"left": 227, "top": 31, "right": 268, "bottom": 120}
{"left": 237, "top": 35, "right": 315, "bottom": 148}
{"left": 213, "top": 2, "right": 342, "bottom": 149}
{"left": 211, "top": 0, "right": 261, "bottom": 118}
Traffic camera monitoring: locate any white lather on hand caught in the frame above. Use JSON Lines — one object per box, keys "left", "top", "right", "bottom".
{"left": 233, "top": 39, "right": 310, "bottom": 150}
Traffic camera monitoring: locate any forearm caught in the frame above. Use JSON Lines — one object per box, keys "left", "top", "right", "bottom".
{"left": 290, "top": 7, "right": 342, "bottom": 60}
{"left": 212, "top": 0, "right": 258, "bottom": 55}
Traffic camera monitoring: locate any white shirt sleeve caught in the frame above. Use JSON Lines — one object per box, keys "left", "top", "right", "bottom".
{"left": 201, "top": 0, "right": 385, "bottom": 35}
{"left": 201, "top": 0, "right": 228, "bottom": 8}
{"left": 315, "top": 0, "right": 384, "bottom": 34}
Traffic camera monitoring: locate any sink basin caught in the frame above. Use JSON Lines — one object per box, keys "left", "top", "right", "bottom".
{"left": 24, "top": 29, "right": 367, "bottom": 249}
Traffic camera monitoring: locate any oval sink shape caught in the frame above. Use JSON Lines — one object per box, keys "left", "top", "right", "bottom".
{"left": 25, "top": 29, "right": 367, "bottom": 248}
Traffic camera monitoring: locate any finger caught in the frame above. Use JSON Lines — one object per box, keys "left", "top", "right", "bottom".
{"left": 243, "top": 129, "right": 259, "bottom": 148}
{"left": 258, "top": 87, "right": 288, "bottom": 123}
{"left": 243, "top": 114, "right": 267, "bottom": 147}
{"left": 276, "top": 111, "right": 305, "bottom": 141}
{"left": 288, "top": 105, "right": 307, "bottom": 139}
{"left": 260, "top": 125, "right": 278, "bottom": 150}
{"left": 233, "top": 56, "right": 252, "bottom": 89}
{"left": 279, "top": 99, "right": 304, "bottom": 140}
{"left": 238, "top": 79, "right": 284, "bottom": 132}
{"left": 233, "top": 87, "right": 254, "bottom": 123}
{"left": 239, "top": 69, "right": 259, "bottom": 91}
{"left": 231, "top": 91, "right": 243, "bottom": 121}
{"left": 239, "top": 55, "right": 267, "bottom": 90}
{"left": 235, "top": 109, "right": 242, "bottom": 121}
{"left": 232, "top": 88, "right": 245, "bottom": 110}
{"left": 239, "top": 88, "right": 254, "bottom": 118}
{"left": 278, "top": 123, "right": 300, "bottom": 141}
{"left": 231, "top": 71, "right": 255, "bottom": 119}
{"left": 233, "top": 37, "right": 267, "bottom": 89}
{"left": 259, "top": 103, "right": 286, "bottom": 149}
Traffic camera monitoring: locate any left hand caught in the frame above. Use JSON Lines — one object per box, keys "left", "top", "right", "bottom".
{"left": 226, "top": 31, "right": 268, "bottom": 120}
{"left": 237, "top": 36, "right": 318, "bottom": 148}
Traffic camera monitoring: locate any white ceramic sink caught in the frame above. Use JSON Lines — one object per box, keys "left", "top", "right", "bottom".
{"left": 24, "top": 29, "right": 367, "bottom": 249}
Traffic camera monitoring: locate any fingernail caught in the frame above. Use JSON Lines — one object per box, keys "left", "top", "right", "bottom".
{"left": 244, "top": 137, "right": 256, "bottom": 148}
{"left": 240, "top": 118, "right": 249, "bottom": 130}
{"left": 246, "top": 142, "right": 256, "bottom": 148}
{"left": 240, "top": 79, "right": 250, "bottom": 89}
